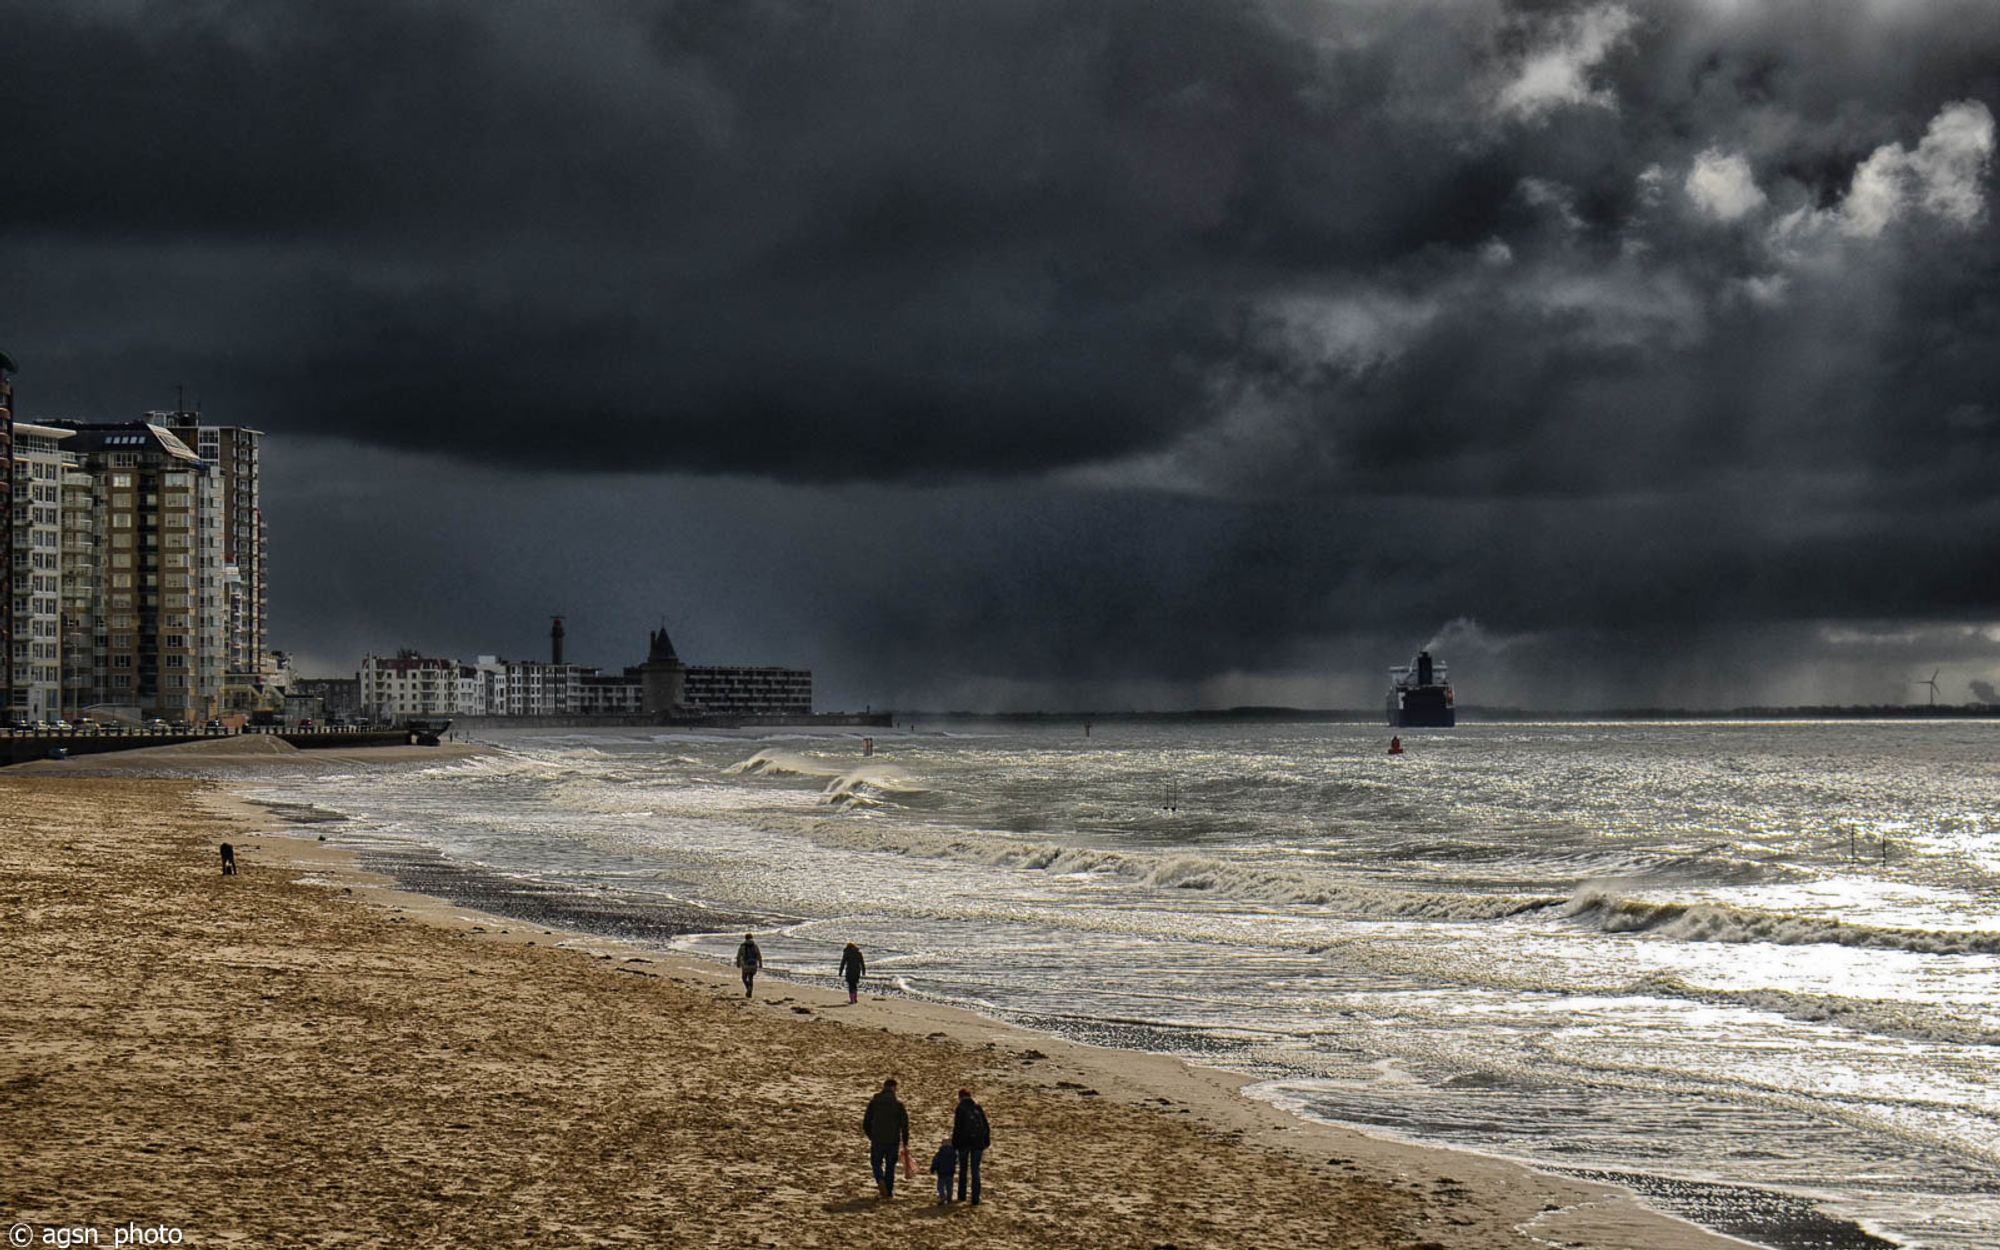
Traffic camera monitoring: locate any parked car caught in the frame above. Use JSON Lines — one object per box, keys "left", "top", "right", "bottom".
{"left": 146, "top": 718, "right": 168, "bottom": 731}
{"left": 299, "top": 718, "right": 316, "bottom": 729}
{"left": 170, "top": 720, "right": 192, "bottom": 732}
{"left": 205, "top": 719, "right": 227, "bottom": 732}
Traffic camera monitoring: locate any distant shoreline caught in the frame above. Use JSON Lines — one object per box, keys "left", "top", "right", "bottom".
{"left": 880, "top": 705, "right": 2000, "bottom": 724}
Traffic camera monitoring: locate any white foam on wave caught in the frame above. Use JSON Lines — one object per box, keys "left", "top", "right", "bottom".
{"left": 725, "top": 748, "right": 846, "bottom": 779}
{"left": 803, "top": 821, "right": 1555, "bottom": 918}
{"left": 820, "top": 762, "right": 925, "bottom": 807}
{"left": 1561, "top": 882, "right": 2000, "bottom": 955}
{"left": 1624, "top": 972, "right": 2000, "bottom": 1048}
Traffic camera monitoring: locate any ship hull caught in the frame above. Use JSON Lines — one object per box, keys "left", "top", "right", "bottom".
{"left": 1389, "top": 689, "right": 1455, "bottom": 727}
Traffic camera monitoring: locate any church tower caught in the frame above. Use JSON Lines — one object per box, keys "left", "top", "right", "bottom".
{"left": 638, "top": 625, "right": 686, "bottom": 716}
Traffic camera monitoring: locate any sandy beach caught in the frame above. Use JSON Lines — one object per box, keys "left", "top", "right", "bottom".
{"left": 1, "top": 758, "right": 1740, "bottom": 1249}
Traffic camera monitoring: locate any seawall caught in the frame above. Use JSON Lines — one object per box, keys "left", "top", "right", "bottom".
{"left": 2, "top": 728, "right": 410, "bottom": 768}
{"left": 448, "top": 712, "right": 893, "bottom": 732}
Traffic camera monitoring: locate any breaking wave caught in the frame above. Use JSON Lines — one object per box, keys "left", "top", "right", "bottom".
{"left": 1624, "top": 973, "right": 2000, "bottom": 1048}
{"left": 806, "top": 822, "right": 1555, "bottom": 918}
{"left": 1561, "top": 883, "right": 2000, "bottom": 955}
{"left": 821, "top": 763, "right": 926, "bottom": 810}
{"left": 725, "top": 749, "right": 847, "bottom": 779}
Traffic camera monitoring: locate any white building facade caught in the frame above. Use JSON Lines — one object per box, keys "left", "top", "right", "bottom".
{"left": 6, "top": 423, "right": 77, "bottom": 721}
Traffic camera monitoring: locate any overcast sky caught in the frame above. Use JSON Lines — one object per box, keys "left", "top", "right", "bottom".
{"left": 5, "top": 0, "right": 1997, "bottom": 709}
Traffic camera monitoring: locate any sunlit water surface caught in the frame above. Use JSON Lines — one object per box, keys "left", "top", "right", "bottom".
{"left": 244, "top": 722, "right": 2000, "bottom": 1249}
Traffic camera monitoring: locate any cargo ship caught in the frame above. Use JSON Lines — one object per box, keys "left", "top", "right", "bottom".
{"left": 1386, "top": 650, "right": 1455, "bottom": 727}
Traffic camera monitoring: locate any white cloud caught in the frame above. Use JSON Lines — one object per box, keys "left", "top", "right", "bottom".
{"left": 1685, "top": 148, "right": 1767, "bottom": 221}
{"left": 1769, "top": 100, "right": 1994, "bottom": 257}
{"left": 1896, "top": 98, "right": 1993, "bottom": 227}
{"left": 1792, "top": 100, "right": 1992, "bottom": 246}
{"left": 1496, "top": 5, "right": 1638, "bottom": 121}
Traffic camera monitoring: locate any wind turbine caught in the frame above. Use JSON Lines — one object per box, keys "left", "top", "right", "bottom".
{"left": 1916, "top": 669, "right": 1941, "bottom": 706}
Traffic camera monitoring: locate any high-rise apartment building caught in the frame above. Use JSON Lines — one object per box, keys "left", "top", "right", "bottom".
{"left": 49, "top": 421, "right": 227, "bottom": 722}
{"left": 7, "top": 422, "right": 80, "bottom": 722}
{"left": 0, "top": 350, "right": 16, "bottom": 713}
{"left": 0, "top": 358, "right": 274, "bottom": 725}
{"left": 59, "top": 456, "right": 100, "bottom": 715}
{"left": 158, "top": 412, "right": 266, "bottom": 695}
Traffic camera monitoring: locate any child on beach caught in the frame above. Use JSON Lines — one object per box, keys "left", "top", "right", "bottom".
{"left": 929, "top": 1137, "right": 957, "bottom": 1204}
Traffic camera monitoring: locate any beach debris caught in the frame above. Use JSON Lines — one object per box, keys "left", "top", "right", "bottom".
{"left": 791, "top": 1006, "right": 813, "bottom": 1015}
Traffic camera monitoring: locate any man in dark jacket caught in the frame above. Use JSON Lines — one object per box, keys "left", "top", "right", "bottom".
{"left": 861, "top": 1077, "right": 910, "bottom": 1199}
{"left": 734, "top": 933, "right": 762, "bottom": 998}
{"left": 951, "top": 1088, "right": 991, "bottom": 1205}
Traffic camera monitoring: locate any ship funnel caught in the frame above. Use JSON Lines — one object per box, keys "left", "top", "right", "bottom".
{"left": 1417, "top": 651, "right": 1434, "bottom": 686}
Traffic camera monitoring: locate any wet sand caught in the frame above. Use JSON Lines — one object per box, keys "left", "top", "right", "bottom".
{"left": 1, "top": 771, "right": 1743, "bottom": 1249}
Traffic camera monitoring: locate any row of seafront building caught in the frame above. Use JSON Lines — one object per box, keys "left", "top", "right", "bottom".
{"left": 337, "top": 623, "right": 812, "bottom": 723}
{"left": 2, "top": 351, "right": 275, "bottom": 725}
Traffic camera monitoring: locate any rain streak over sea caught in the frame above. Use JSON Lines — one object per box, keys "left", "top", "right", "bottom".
{"left": 243, "top": 721, "right": 2000, "bottom": 1249}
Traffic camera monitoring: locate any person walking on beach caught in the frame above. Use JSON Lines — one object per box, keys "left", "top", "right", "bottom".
{"left": 952, "top": 1088, "right": 991, "bottom": 1205}
{"left": 734, "top": 933, "right": 763, "bottom": 998}
{"left": 862, "top": 1077, "right": 910, "bottom": 1199}
{"left": 219, "top": 843, "right": 236, "bottom": 876}
{"left": 839, "top": 942, "right": 865, "bottom": 1004}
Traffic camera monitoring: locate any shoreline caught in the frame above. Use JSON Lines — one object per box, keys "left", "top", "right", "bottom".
{"left": 328, "top": 801, "right": 1896, "bottom": 1250}
{"left": 0, "top": 756, "right": 1829, "bottom": 1248}
{"left": 214, "top": 788, "right": 1754, "bottom": 1250}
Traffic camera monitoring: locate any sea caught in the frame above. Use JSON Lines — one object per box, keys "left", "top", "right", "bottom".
{"left": 240, "top": 720, "right": 2000, "bottom": 1250}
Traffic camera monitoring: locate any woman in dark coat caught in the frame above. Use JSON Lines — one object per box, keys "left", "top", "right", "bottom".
{"left": 838, "top": 942, "right": 865, "bottom": 1004}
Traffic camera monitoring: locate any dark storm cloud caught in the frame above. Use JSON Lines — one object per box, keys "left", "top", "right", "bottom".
{"left": 6, "top": 1, "right": 2000, "bottom": 704}
{"left": 4, "top": 0, "right": 1994, "bottom": 483}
